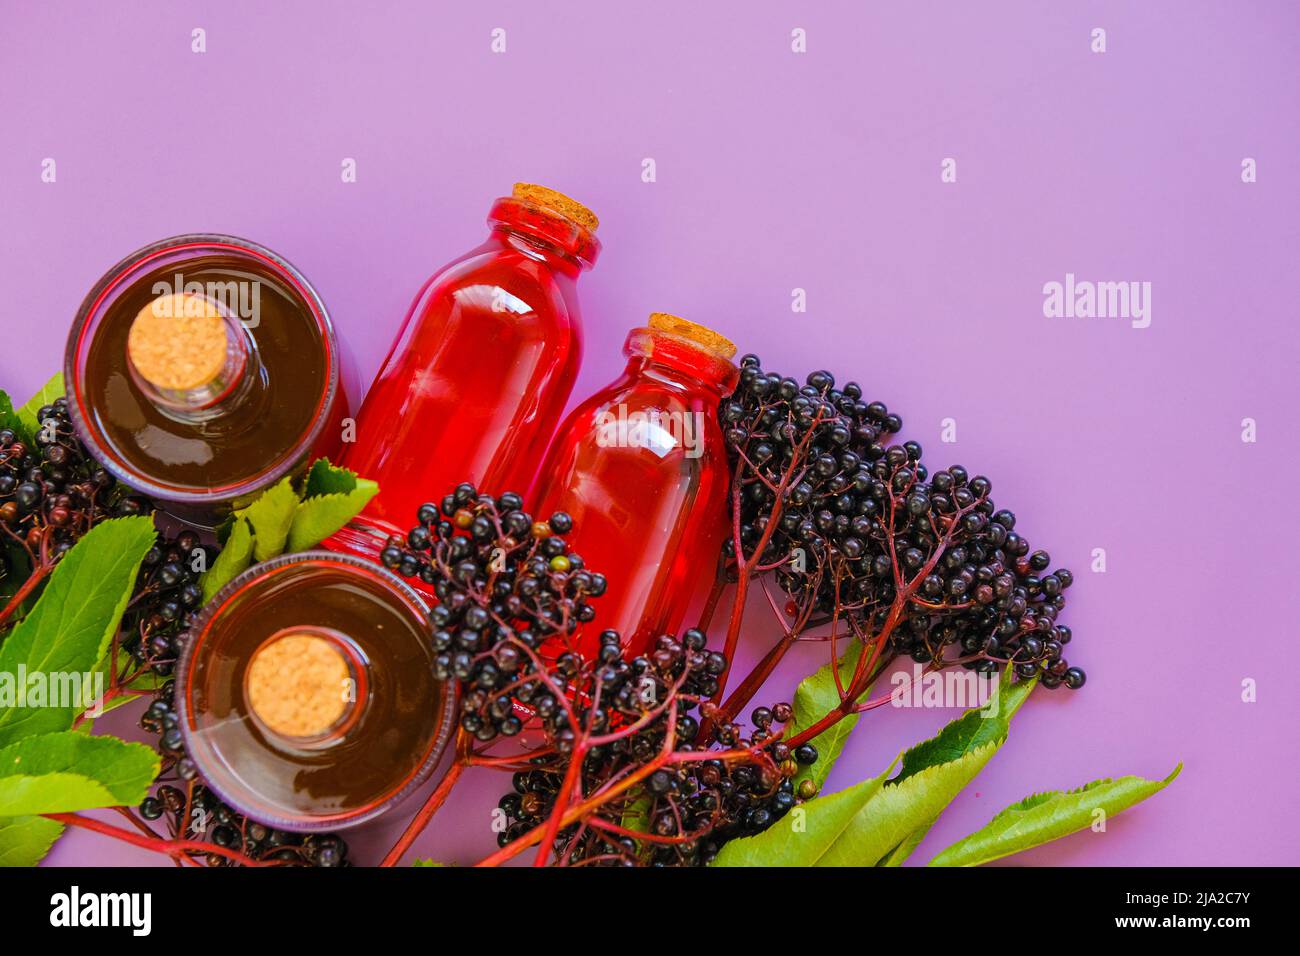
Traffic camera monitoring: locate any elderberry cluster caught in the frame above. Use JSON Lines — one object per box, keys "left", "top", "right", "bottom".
{"left": 380, "top": 482, "right": 608, "bottom": 742}
{"left": 724, "top": 357, "right": 1085, "bottom": 689}
{"left": 381, "top": 485, "right": 815, "bottom": 865}
{"left": 0, "top": 399, "right": 146, "bottom": 587}
{"left": 137, "top": 680, "right": 349, "bottom": 866}
{"left": 119, "top": 531, "right": 212, "bottom": 678}
{"left": 493, "top": 630, "right": 820, "bottom": 866}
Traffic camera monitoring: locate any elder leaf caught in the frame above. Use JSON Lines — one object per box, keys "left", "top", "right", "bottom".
{"left": 928, "top": 764, "right": 1183, "bottom": 867}
{"left": 238, "top": 477, "right": 298, "bottom": 562}
{"left": 0, "top": 517, "right": 156, "bottom": 746}
{"left": 711, "top": 762, "right": 893, "bottom": 867}
{"left": 0, "top": 814, "right": 64, "bottom": 866}
{"left": 15, "top": 372, "right": 65, "bottom": 441}
{"left": 288, "top": 460, "right": 378, "bottom": 552}
{"left": 201, "top": 516, "right": 253, "bottom": 603}
{"left": 0, "top": 731, "right": 160, "bottom": 816}
{"left": 785, "top": 638, "right": 864, "bottom": 793}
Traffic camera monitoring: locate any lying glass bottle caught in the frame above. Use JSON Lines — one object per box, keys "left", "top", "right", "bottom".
{"left": 65, "top": 234, "right": 350, "bottom": 527}
{"left": 530, "top": 313, "right": 738, "bottom": 659}
{"left": 330, "top": 184, "right": 600, "bottom": 562}
{"left": 175, "top": 551, "right": 457, "bottom": 831}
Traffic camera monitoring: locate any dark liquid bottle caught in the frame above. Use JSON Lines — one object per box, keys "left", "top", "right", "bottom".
{"left": 65, "top": 235, "right": 350, "bottom": 526}
{"left": 175, "top": 551, "right": 456, "bottom": 831}
{"left": 531, "top": 314, "right": 738, "bottom": 659}
{"left": 329, "top": 184, "right": 599, "bottom": 561}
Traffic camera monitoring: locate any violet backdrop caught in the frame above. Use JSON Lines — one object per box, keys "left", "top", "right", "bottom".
{"left": 1, "top": 0, "right": 1296, "bottom": 867}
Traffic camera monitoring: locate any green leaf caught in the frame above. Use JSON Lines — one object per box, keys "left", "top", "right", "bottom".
{"left": 785, "top": 638, "right": 865, "bottom": 794}
{"left": 237, "top": 477, "right": 298, "bottom": 562}
{"left": 0, "top": 518, "right": 156, "bottom": 746}
{"left": 892, "top": 667, "right": 1034, "bottom": 786}
{"left": 862, "top": 668, "right": 1033, "bottom": 865}
{"left": 928, "top": 764, "right": 1182, "bottom": 867}
{"left": 718, "top": 668, "right": 1033, "bottom": 868}
{"left": 816, "top": 740, "right": 1003, "bottom": 866}
{"left": 413, "top": 858, "right": 450, "bottom": 867}
{"left": 288, "top": 461, "right": 378, "bottom": 552}
{"left": 304, "top": 458, "right": 359, "bottom": 498}
{"left": 201, "top": 516, "right": 253, "bottom": 603}
{"left": 15, "top": 373, "right": 65, "bottom": 440}
{"left": 0, "top": 814, "right": 64, "bottom": 866}
{"left": 712, "top": 762, "right": 894, "bottom": 867}
{"left": 0, "top": 731, "right": 161, "bottom": 816}
{"left": 0, "top": 390, "right": 25, "bottom": 439}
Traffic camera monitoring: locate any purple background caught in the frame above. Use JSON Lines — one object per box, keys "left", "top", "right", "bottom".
{"left": 2, "top": 0, "right": 1296, "bottom": 867}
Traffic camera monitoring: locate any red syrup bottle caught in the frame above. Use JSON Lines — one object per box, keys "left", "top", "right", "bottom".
{"left": 328, "top": 184, "right": 600, "bottom": 565}
{"left": 530, "top": 313, "right": 738, "bottom": 660}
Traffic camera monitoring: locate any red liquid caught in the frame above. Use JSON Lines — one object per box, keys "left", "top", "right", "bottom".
{"left": 531, "top": 322, "right": 738, "bottom": 659}
{"left": 331, "top": 190, "right": 599, "bottom": 561}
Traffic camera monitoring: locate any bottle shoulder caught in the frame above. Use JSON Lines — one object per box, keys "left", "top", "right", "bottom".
{"left": 410, "top": 242, "right": 580, "bottom": 328}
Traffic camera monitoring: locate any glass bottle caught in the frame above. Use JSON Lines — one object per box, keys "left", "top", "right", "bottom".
{"left": 175, "top": 551, "right": 457, "bottom": 831}
{"left": 65, "top": 234, "right": 350, "bottom": 527}
{"left": 530, "top": 313, "right": 738, "bottom": 659}
{"left": 330, "top": 184, "right": 600, "bottom": 562}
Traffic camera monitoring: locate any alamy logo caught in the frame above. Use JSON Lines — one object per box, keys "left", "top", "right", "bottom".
{"left": 890, "top": 664, "right": 997, "bottom": 712}
{"left": 0, "top": 666, "right": 104, "bottom": 716}
{"left": 595, "top": 403, "right": 706, "bottom": 459}
{"left": 151, "top": 272, "right": 261, "bottom": 327}
{"left": 49, "top": 886, "right": 151, "bottom": 936}
{"left": 1042, "top": 273, "right": 1151, "bottom": 328}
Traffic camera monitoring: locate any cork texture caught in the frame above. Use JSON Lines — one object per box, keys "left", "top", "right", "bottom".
{"left": 127, "top": 293, "right": 229, "bottom": 391}
{"left": 648, "top": 312, "right": 737, "bottom": 359}
{"left": 512, "top": 182, "right": 599, "bottom": 232}
{"left": 246, "top": 633, "right": 351, "bottom": 738}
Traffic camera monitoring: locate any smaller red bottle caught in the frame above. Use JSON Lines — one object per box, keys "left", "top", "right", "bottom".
{"left": 531, "top": 313, "right": 738, "bottom": 659}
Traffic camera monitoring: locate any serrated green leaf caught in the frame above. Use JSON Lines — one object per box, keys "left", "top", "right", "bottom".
{"left": 303, "top": 458, "right": 358, "bottom": 498}
{"left": 847, "top": 668, "right": 1033, "bottom": 866}
{"left": 0, "top": 518, "right": 156, "bottom": 746}
{"left": 0, "top": 731, "right": 161, "bottom": 816}
{"left": 712, "top": 761, "right": 893, "bottom": 866}
{"left": 288, "top": 466, "right": 378, "bottom": 552}
{"left": 891, "top": 667, "right": 1034, "bottom": 787}
{"left": 0, "top": 814, "right": 64, "bottom": 866}
{"left": 237, "top": 477, "right": 297, "bottom": 562}
{"left": 816, "top": 739, "right": 1003, "bottom": 866}
{"left": 718, "top": 668, "right": 1033, "bottom": 868}
{"left": 15, "top": 373, "right": 65, "bottom": 440}
{"left": 785, "top": 638, "right": 865, "bottom": 794}
{"left": 413, "top": 858, "right": 450, "bottom": 867}
{"left": 201, "top": 517, "right": 253, "bottom": 603}
{"left": 928, "top": 764, "right": 1182, "bottom": 867}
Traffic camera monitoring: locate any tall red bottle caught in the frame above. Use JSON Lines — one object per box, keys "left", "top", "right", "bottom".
{"left": 330, "top": 184, "right": 600, "bottom": 561}
{"left": 531, "top": 313, "right": 738, "bottom": 658}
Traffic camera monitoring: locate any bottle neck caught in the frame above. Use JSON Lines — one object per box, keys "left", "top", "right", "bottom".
{"left": 487, "top": 196, "right": 600, "bottom": 273}
{"left": 623, "top": 328, "right": 739, "bottom": 399}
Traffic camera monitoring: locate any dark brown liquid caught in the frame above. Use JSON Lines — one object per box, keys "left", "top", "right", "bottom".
{"left": 82, "top": 255, "right": 327, "bottom": 493}
{"left": 183, "top": 559, "right": 445, "bottom": 826}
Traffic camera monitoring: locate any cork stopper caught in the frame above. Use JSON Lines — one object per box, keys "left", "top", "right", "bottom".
{"left": 648, "top": 312, "right": 737, "bottom": 360}
{"left": 512, "top": 183, "right": 599, "bottom": 233}
{"left": 246, "top": 632, "right": 352, "bottom": 739}
{"left": 127, "top": 293, "right": 231, "bottom": 392}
